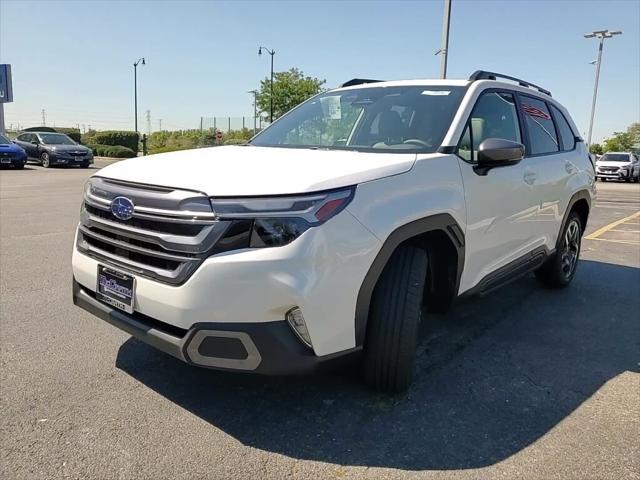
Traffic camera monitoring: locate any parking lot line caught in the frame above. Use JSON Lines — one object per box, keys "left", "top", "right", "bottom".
{"left": 587, "top": 237, "right": 640, "bottom": 246}
{"left": 585, "top": 211, "right": 640, "bottom": 240}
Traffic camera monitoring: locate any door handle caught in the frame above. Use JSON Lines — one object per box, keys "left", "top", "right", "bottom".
{"left": 523, "top": 169, "right": 537, "bottom": 185}
{"left": 565, "top": 161, "right": 577, "bottom": 174}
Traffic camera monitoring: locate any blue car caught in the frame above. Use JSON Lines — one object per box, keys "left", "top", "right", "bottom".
{"left": 0, "top": 133, "right": 28, "bottom": 169}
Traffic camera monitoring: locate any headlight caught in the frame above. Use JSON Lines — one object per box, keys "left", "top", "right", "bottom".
{"left": 210, "top": 187, "right": 355, "bottom": 249}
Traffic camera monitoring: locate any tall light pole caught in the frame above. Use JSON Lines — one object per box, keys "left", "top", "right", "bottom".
{"left": 248, "top": 90, "right": 258, "bottom": 135}
{"left": 584, "top": 30, "right": 621, "bottom": 148}
{"left": 435, "top": 0, "right": 452, "bottom": 79}
{"left": 133, "top": 57, "right": 146, "bottom": 135}
{"left": 258, "top": 46, "right": 275, "bottom": 123}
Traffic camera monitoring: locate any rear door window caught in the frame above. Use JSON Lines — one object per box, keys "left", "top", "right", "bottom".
{"left": 549, "top": 104, "right": 575, "bottom": 151}
{"left": 521, "top": 96, "right": 559, "bottom": 155}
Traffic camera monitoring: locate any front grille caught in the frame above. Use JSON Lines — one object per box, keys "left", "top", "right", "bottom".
{"left": 77, "top": 177, "right": 231, "bottom": 284}
{"left": 84, "top": 203, "right": 204, "bottom": 236}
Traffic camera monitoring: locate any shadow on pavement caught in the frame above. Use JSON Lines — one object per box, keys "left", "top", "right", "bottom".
{"left": 116, "top": 260, "right": 639, "bottom": 470}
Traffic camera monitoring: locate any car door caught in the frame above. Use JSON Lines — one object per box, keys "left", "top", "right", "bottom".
{"left": 519, "top": 96, "right": 577, "bottom": 250}
{"left": 25, "top": 133, "right": 39, "bottom": 158}
{"left": 14, "top": 134, "right": 33, "bottom": 157}
{"left": 456, "top": 89, "right": 538, "bottom": 293}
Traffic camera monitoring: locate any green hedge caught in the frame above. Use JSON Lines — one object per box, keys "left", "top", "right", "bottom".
{"left": 148, "top": 145, "right": 194, "bottom": 155}
{"left": 85, "top": 131, "right": 139, "bottom": 151}
{"left": 86, "top": 144, "right": 136, "bottom": 159}
{"left": 223, "top": 138, "right": 248, "bottom": 145}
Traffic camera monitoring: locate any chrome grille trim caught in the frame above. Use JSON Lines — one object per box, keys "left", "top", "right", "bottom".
{"left": 78, "top": 177, "right": 229, "bottom": 285}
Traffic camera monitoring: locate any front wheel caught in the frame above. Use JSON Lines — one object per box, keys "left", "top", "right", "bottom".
{"left": 535, "top": 211, "right": 582, "bottom": 288}
{"left": 40, "top": 152, "right": 51, "bottom": 168}
{"left": 363, "top": 245, "right": 428, "bottom": 393}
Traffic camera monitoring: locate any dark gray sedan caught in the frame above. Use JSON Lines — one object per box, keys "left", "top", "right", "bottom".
{"left": 13, "top": 132, "right": 93, "bottom": 168}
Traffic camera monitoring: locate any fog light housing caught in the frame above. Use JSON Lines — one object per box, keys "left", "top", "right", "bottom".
{"left": 286, "top": 307, "right": 312, "bottom": 349}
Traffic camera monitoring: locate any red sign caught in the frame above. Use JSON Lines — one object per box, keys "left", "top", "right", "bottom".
{"left": 216, "top": 130, "right": 223, "bottom": 139}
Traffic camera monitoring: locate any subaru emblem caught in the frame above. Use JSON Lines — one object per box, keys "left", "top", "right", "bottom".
{"left": 110, "top": 196, "right": 135, "bottom": 221}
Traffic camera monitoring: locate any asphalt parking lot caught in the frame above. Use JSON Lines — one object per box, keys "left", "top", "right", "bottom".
{"left": 1, "top": 161, "right": 638, "bottom": 480}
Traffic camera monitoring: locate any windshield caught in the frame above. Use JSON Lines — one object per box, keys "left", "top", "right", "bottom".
{"left": 250, "top": 85, "right": 465, "bottom": 153}
{"left": 0, "top": 134, "right": 11, "bottom": 145}
{"left": 40, "top": 133, "right": 76, "bottom": 145}
{"left": 600, "top": 153, "right": 630, "bottom": 162}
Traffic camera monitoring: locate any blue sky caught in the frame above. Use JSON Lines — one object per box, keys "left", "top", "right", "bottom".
{"left": 1, "top": 0, "right": 638, "bottom": 142}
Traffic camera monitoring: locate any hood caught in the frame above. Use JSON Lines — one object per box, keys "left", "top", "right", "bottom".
{"left": 596, "top": 160, "right": 631, "bottom": 167}
{"left": 1, "top": 143, "right": 26, "bottom": 154}
{"left": 95, "top": 145, "right": 418, "bottom": 196}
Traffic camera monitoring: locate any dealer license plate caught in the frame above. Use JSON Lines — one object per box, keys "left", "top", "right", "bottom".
{"left": 96, "top": 265, "right": 135, "bottom": 313}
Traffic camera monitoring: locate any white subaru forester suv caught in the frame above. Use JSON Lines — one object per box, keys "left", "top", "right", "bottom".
{"left": 72, "top": 71, "right": 595, "bottom": 392}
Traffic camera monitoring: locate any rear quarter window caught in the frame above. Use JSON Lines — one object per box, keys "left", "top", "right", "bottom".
{"left": 549, "top": 104, "right": 576, "bottom": 151}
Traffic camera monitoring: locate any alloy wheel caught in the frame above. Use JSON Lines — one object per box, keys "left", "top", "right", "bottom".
{"left": 561, "top": 219, "right": 580, "bottom": 279}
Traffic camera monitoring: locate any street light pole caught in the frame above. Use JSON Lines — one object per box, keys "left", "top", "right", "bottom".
{"left": 133, "top": 57, "right": 146, "bottom": 135}
{"left": 436, "top": 0, "right": 452, "bottom": 79}
{"left": 584, "top": 30, "right": 621, "bottom": 148}
{"left": 258, "top": 46, "right": 275, "bottom": 123}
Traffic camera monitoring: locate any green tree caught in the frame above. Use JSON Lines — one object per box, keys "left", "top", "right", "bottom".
{"left": 626, "top": 122, "right": 640, "bottom": 153}
{"left": 603, "top": 131, "right": 634, "bottom": 153}
{"left": 589, "top": 143, "right": 603, "bottom": 155}
{"left": 257, "top": 68, "right": 326, "bottom": 121}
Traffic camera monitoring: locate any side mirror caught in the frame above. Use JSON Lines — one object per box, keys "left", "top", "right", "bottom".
{"left": 31, "top": 140, "right": 39, "bottom": 145}
{"left": 475, "top": 138, "right": 525, "bottom": 175}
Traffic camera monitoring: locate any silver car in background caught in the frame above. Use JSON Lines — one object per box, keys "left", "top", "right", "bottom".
{"left": 595, "top": 152, "right": 640, "bottom": 182}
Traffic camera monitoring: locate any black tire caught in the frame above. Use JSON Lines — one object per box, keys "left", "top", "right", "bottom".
{"left": 14, "top": 162, "right": 24, "bottom": 170}
{"left": 535, "top": 211, "right": 582, "bottom": 288}
{"left": 40, "top": 152, "right": 50, "bottom": 168}
{"left": 81, "top": 161, "right": 90, "bottom": 169}
{"left": 363, "top": 245, "right": 428, "bottom": 393}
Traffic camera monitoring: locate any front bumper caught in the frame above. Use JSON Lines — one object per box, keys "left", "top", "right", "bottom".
{"left": 72, "top": 207, "right": 381, "bottom": 356}
{"left": 73, "top": 278, "right": 360, "bottom": 374}
{"left": 51, "top": 153, "right": 92, "bottom": 165}
{"left": 596, "top": 168, "right": 631, "bottom": 180}
{"left": 0, "top": 156, "right": 26, "bottom": 167}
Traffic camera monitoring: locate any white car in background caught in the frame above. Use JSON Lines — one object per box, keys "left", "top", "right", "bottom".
{"left": 595, "top": 152, "right": 640, "bottom": 182}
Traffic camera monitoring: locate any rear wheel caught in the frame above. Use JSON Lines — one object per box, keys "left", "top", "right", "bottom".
{"left": 535, "top": 211, "right": 582, "bottom": 288}
{"left": 40, "top": 152, "right": 50, "bottom": 168}
{"left": 363, "top": 245, "right": 428, "bottom": 393}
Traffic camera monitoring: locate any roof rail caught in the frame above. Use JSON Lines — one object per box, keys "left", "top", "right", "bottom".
{"left": 340, "top": 78, "right": 384, "bottom": 88}
{"left": 468, "top": 70, "right": 552, "bottom": 97}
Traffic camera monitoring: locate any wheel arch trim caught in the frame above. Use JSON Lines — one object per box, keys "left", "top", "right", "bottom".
{"left": 558, "top": 190, "right": 592, "bottom": 248}
{"left": 354, "top": 213, "right": 465, "bottom": 346}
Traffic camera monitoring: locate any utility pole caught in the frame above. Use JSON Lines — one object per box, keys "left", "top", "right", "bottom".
{"left": 435, "top": 0, "right": 452, "bottom": 79}
{"left": 200, "top": 116, "right": 203, "bottom": 133}
{"left": 584, "top": 30, "right": 622, "bottom": 148}
{"left": 145, "top": 110, "right": 151, "bottom": 135}
{"left": 158, "top": 119, "right": 162, "bottom": 131}
{"left": 41, "top": 109, "right": 46, "bottom": 126}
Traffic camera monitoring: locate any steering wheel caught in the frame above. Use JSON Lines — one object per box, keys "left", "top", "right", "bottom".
{"left": 403, "top": 139, "right": 430, "bottom": 148}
